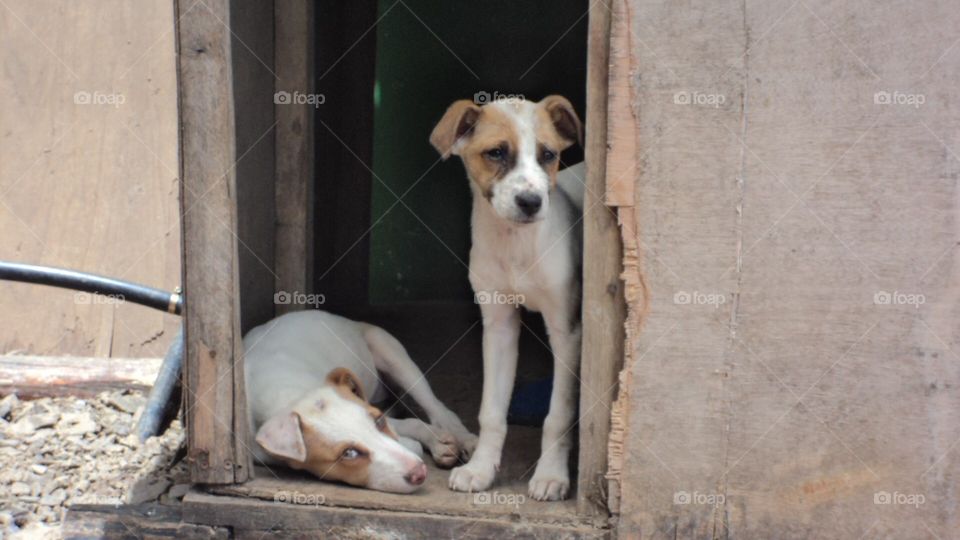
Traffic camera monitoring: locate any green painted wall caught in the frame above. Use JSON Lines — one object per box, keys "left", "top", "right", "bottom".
{"left": 369, "top": 0, "right": 588, "bottom": 303}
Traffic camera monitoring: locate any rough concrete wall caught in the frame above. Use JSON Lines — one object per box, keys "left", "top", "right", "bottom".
{"left": 616, "top": 0, "right": 960, "bottom": 537}
{"left": 0, "top": 0, "right": 180, "bottom": 357}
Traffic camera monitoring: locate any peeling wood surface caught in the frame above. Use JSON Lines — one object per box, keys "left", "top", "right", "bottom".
{"left": 617, "top": 0, "right": 960, "bottom": 538}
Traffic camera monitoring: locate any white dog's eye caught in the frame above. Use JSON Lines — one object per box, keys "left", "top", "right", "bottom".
{"left": 540, "top": 148, "right": 557, "bottom": 163}
{"left": 485, "top": 147, "right": 505, "bottom": 161}
{"left": 342, "top": 447, "right": 362, "bottom": 460}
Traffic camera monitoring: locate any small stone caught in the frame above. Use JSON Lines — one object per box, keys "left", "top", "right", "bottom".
{"left": 39, "top": 488, "right": 66, "bottom": 506}
{"left": 31, "top": 463, "right": 47, "bottom": 475}
{"left": 10, "top": 482, "right": 30, "bottom": 496}
{"left": 0, "top": 393, "right": 19, "bottom": 419}
{"left": 57, "top": 412, "right": 98, "bottom": 436}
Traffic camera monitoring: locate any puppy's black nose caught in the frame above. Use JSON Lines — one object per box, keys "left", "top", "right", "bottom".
{"left": 515, "top": 192, "right": 542, "bottom": 216}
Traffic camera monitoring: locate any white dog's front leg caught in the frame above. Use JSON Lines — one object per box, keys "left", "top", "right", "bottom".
{"left": 529, "top": 312, "right": 581, "bottom": 501}
{"left": 449, "top": 302, "right": 520, "bottom": 493}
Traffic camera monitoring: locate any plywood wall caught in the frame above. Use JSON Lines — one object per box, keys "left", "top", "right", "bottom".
{"left": 613, "top": 0, "right": 960, "bottom": 537}
{"left": 0, "top": 0, "right": 180, "bottom": 357}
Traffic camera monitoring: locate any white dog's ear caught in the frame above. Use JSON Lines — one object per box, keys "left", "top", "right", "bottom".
{"left": 256, "top": 412, "right": 307, "bottom": 462}
{"left": 430, "top": 100, "right": 482, "bottom": 159}
{"left": 326, "top": 367, "right": 366, "bottom": 401}
{"left": 540, "top": 95, "right": 583, "bottom": 148}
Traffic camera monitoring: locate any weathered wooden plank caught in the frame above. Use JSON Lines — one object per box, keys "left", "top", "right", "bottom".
{"left": 273, "top": 0, "right": 315, "bottom": 316}
{"left": 576, "top": 0, "right": 625, "bottom": 521}
{"left": 617, "top": 0, "right": 960, "bottom": 538}
{"left": 184, "top": 491, "right": 610, "bottom": 539}
{"left": 0, "top": 355, "right": 160, "bottom": 398}
{"left": 63, "top": 504, "right": 228, "bottom": 540}
{"left": 176, "top": 0, "right": 251, "bottom": 484}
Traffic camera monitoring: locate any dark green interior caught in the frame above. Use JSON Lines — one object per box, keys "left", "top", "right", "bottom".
{"left": 369, "top": 0, "right": 588, "bottom": 304}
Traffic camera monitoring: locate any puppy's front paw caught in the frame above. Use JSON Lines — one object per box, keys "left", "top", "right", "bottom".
{"left": 529, "top": 460, "right": 570, "bottom": 501}
{"left": 448, "top": 459, "right": 496, "bottom": 492}
{"left": 528, "top": 475, "right": 569, "bottom": 501}
{"left": 429, "top": 431, "right": 461, "bottom": 468}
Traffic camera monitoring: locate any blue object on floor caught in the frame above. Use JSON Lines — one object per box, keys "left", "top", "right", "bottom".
{"left": 508, "top": 377, "right": 552, "bottom": 426}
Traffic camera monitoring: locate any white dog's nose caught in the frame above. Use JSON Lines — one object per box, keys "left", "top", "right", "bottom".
{"left": 404, "top": 462, "right": 427, "bottom": 486}
{"left": 515, "top": 192, "right": 542, "bottom": 216}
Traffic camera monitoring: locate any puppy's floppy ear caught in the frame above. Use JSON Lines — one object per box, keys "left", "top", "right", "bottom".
{"left": 256, "top": 412, "right": 307, "bottom": 462}
{"left": 326, "top": 367, "right": 366, "bottom": 401}
{"left": 540, "top": 95, "right": 583, "bottom": 148}
{"left": 429, "top": 100, "right": 482, "bottom": 159}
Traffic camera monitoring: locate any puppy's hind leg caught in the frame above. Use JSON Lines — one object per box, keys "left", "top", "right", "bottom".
{"left": 362, "top": 325, "right": 477, "bottom": 457}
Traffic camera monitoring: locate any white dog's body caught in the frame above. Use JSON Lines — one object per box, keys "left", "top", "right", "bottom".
{"left": 431, "top": 97, "right": 585, "bottom": 500}
{"left": 245, "top": 310, "right": 476, "bottom": 493}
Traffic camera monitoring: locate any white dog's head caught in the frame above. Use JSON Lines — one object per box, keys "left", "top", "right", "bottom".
{"left": 254, "top": 368, "right": 427, "bottom": 493}
{"left": 430, "top": 96, "right": 582, "bottom": 224}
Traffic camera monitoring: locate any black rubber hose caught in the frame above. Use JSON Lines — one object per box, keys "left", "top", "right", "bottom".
{"left": 0, "top": 261, "right": 182, "bottom": 315}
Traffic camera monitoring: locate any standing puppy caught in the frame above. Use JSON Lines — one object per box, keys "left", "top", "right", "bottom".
{"left": 430, "top": 96, "right": 584, "bottom": 501}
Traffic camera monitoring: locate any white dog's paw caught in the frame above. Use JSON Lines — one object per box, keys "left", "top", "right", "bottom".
{"left": 528, "top": 474, "right": 570, "bottom": 501}
{"left": 529, "top": 459, "right": 570, "bottom": 501}
{"left": 428, "top": 431, "right": 461, "bottom": 468}
{"left": 431, "top": 412, "right": 478, "bottom": 461}
{"left": 448, "top": 459, "right": 497, "bottom": 492}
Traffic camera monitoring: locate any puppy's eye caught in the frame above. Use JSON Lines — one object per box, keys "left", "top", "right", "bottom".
{"left": 485, "top": 147, "right": 505, "bottom": 161}
{"left": 341, "top": 447, "right": 363, "bottom": 460}
{"left": 540, "top": 149, "right": 557, "bottom": 162}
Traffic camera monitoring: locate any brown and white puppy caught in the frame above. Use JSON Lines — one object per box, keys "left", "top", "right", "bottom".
{"left": 430, "top": 96, "right": 585, "bottom": 501}
{"left": 245, "top": 310, "right": 477, "bottom": 494}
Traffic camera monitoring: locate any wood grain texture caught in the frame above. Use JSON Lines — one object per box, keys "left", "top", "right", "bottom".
{"left": 577, "top": 0, "right": 626, "bottom": 521}
{"left": 184, "top": 491, "right": 609, "bottom": 539}
{"left": 0, "top": 0, "right": 180, "bottom": 358}
{"left": 0, "top": 355, "right": 160, "bottom": 398}
{"left": 617, "top": 0, "right": 960, "bottom": 538}
{"left": 273, "top": 0, "right": 315, "bottom": 316}
{"left": 177, "top": 0, "right": 251, "bottom": 484}
{"left": 63, "top": 504, "right": 229, "bottom": 540}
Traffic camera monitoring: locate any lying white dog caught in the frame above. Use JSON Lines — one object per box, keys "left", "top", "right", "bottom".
{"left": 244, "top": 310, "right": 476, "bottom": 493}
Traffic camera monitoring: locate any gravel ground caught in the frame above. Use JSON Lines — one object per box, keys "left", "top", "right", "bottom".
{"left": 0, "top": 390, "right": 186, "bottom": 539}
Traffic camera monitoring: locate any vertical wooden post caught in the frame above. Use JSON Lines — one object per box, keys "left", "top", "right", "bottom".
{"left": 578, "top": 0, "right": 626, "bottom": 520}
{"left": 177, "top": 0, "right": 252, "bottom": 484}
{"left": 274, "top": 0, "right": 316, "bottom": 315}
